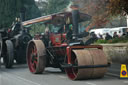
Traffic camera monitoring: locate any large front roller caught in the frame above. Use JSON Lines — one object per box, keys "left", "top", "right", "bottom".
{"left": 65, "top": 49, "right": 108, "bottom": 80}
{"left": 27, "top": 40, "right": 46, "bottom": 74}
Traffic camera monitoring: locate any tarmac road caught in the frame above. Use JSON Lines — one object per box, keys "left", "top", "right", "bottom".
{"left": 0, "top": 63, "right": 128, "bottom": 85}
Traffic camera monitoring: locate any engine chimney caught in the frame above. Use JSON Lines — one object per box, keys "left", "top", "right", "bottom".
{"left": 71, "top": 5, "right": 79, "bottom": 39}
{"left": 20, "top": 7, "right": 26, "bottom": 22}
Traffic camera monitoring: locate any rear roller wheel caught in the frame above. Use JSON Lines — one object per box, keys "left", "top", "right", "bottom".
{"left": 27, "top": 40, "right": 46, "bottom": 74}
{"left": 0, "top": 33, "right": 2, "bottom": 57}
{"left": 3, "top": 40, "right": 14, "bottom": 68}
{"left": 0, "top": 34, "right": 2, "bottom": 67}
{"left": 65, "top": 49, "right": 107, "bottom": 80}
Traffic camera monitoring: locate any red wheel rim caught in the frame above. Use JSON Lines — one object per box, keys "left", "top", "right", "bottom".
{"left": 27, "top": 43, "right": 38, "bottom": 73}
{"left": 65, "top": 51, "right": 78, "bottom": 80}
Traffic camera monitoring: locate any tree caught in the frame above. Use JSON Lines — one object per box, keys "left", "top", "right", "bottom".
{"left": 46, "top": 0, "right": 70, "bottom": 14}
{"left": 35, "top": 0, "right": 48, "bottom": 15}
{"left": 0, "top": 0, "right": 41, "bottom": 28}
{"left": 73, "top": 0, "right": 110, "bottom": 31}
{"left": 108, "top": 0, "right": 128, "bottom": 15}
{"left": 35, "top": 0, "right": 70, "bottom": 15}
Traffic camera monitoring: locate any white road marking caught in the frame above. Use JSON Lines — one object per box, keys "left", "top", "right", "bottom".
{"left": 58, "top": 75, "right": 66, "bottom": 79}
{"left": 86, "top": 82, "right": 96, "bottom": 85}
{"left": 124, "top": 81, "right": 128, "bottom": 83}
{"left": 0, "top": 73, "right": 2, "bottom": 85}
{"left": 2, "top": 72, "right": 49, "bottom": 85}
{"left": 106, "top": 72, "right": 120, "bottom": 77}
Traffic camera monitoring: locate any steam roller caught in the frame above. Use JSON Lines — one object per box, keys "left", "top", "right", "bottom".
{"left": 65, "top": 47, "right": 107, "bottom": 80}
{"left": 25, "top": 5, "right": 109, "bottom": 80}
{"left": 27, "top": 40, "right": 108, "bottom": 80}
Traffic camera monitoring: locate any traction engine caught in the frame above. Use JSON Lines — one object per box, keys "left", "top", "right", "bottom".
{"left": 24, "top": 6, "right": 109, "bottom": 80}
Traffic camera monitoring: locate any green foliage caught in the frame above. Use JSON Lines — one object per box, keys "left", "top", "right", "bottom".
{"left": 95, "top": 39, "right": 108, "bottom": 44}
{"left": 0, "top": 0, "right": 41, "bottom": 28}
{"left": 95, "top": 36, "right": 128, "bottom": 44}
{"left": 36, "top": 0, "right": 70, "bottom": 15}
{"left": 46, "top": 0, "right": 70, "bottom": 14}
{"left": 29, "top": 23, "right": 46, "bottom": 36}
{"left": 110, "top": 37, "right": 128, "bottom": 43}
{"left": 25, "top": 4, "right": 41, "bottom": 20}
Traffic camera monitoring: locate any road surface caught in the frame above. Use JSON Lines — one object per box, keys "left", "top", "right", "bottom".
{"left": 0, "top": 63, "right": 128, "bottom": 85}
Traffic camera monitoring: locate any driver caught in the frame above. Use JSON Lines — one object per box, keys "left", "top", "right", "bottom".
{"left": 66, "top": 24, "right": 73, "bottom": 41}
{"left": 44, "top": 27, "right": 50, "bottom": 47}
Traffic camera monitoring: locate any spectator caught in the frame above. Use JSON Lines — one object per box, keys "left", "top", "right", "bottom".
{"left": 126, "top": 29, "right": 128, "bottom": 36}
{"left": 97, "top": 33, "right": 103, "bottom": 39}
{"left": 105, "top": 33, "right": 112, "bottom": 40}
{"left": 90, "top": 32, "right": 98, "bottom": 40}
{"left": 113, "top": 32, "right": 119, "bottom": 38}
{"left": 83, "top": 32, "right": 98, "bottom": 45}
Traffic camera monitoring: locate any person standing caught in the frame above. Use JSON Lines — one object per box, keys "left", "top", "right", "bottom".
{"left": 105, "top": 33, "right": 112, "bottom": 40}
{"left": 113, "top": 32, "right": 119, "bottom": 38}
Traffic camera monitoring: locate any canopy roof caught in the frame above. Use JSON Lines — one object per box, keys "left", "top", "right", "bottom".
{"left": 22, "top": 12, "right": 91, "bottom": 26}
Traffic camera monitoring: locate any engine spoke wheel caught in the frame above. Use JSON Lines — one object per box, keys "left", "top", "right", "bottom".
{"left": 27, "top": 40, "right": 46, "bottom": 74}
{"left": 65, "top": 51, "right": 78, "bottom": 80}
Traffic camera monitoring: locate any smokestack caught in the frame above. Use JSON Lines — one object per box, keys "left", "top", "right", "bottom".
{"left": 20, "top": 7, "right": 26, "bottom": 22}
{"left": 71, "top": 5, "right": 79, "bottom": 39}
